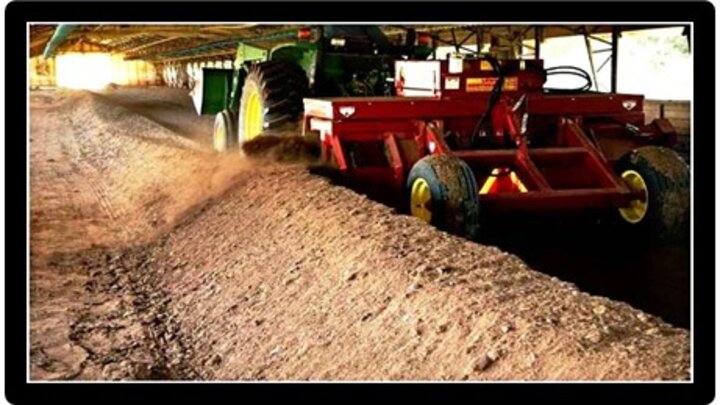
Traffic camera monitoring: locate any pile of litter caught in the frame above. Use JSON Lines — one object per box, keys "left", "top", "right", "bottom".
{"left": 145, "top": 165, "right": 689, "bottom": 380}
{"left": 30, "top": 89, "right": 245, "bottom": 380}
{"left": 29, "top": 87, "right": 689, "bottom": 381}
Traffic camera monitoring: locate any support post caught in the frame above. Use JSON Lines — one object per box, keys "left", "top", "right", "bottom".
{"left": 476, "top": 27, "right": 483, "bottom": 55}
{"left": 451, "top": 28, "right": 459, "bottom": 52}
{"left": 534, "top": 26, "right": 542, "bottom": 59}
{"left": 611, "top": 26, "right": 619, "bottom": 93}
{"left": 583, "top": 27, "right": 599, "bottom": 91}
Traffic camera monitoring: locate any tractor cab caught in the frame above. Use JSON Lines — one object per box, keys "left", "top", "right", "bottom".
{"left": 210, "top": 25, "right": 437, "bottom": 151}
{"left": 317, "top": 25, "right": 434, "bottom": 59}
{"left": 319, "top": 26, "right": 394, "bottom": 54}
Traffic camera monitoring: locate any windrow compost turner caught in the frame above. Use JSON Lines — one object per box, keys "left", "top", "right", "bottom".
{"left": 302, "top": 56, "right": 690, "bottom": 240}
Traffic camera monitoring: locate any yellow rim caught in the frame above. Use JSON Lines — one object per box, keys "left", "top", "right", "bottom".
{"left": 213, "top": 114, "right": 226, "bottom": 152}
{"left": 243, "top": 88, "right": 263, "bottom": 141}
{"left": 619, "top": 169, "right": 649, "bottom": 224}
{"left": 410, "top": 178, "right": 433, "bottom": 223}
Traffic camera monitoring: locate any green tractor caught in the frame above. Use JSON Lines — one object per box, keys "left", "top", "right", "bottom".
{"left": 207, "top": 26, "right": 435, "bottom": 152}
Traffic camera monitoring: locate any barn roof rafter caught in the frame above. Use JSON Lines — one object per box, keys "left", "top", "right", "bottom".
{"left": 30, "top": 23, "right": 689, "bottom": 63}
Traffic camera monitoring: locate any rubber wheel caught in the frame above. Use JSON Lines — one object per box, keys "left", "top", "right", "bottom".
{"left": 237, "top": 60, "right": 309, "bottom": 143}
{"left": 614, "top": 145, "right": 690, "bottom": 241}
{"left": 406, "top": 155, "right": 481, "bottom": 239}
{"left": 213, "top": 109, "right": 237, "bottom": 153}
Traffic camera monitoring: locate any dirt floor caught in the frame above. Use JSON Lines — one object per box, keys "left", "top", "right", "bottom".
{"left": 29, "top": 87, "right": 690, "bottom": 381}
{"left": 29, "top": 88, "right": 241, "bottom": 379}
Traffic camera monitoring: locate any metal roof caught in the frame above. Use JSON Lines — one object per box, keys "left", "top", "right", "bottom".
{"left": 30, "top": 24, "right": 686, "bottom": 62}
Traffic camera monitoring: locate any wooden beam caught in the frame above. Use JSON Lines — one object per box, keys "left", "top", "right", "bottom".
{"left": 124, "top": 39, "right": 212, "bottom": 60}
{"left": 83, "top": 31, "right": 222, "bottom": 41}
{"left": 199, "top": 25, "right": 260, "bottom": 35}
{"left": 30, "top": 35, "right": 52, "bottom": 48}
{"left": 121, "top": 36, "right": 181, "bottom": 54}
{"left": 86, "top": 24, "right": 257, "bottom": 37}
{"left": 156, "top": 48, "right": 236, "bottom": 63}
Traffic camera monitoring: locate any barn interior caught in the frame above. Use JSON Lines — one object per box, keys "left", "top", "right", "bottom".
{"left": 28, "top": 23, "right": 691, "bottom": 381}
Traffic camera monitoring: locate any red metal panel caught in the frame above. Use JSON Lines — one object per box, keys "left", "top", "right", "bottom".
{"left": 513, "top": 154, "right": 551, "bottom": 191}
{"left": 559, "top": 119, "right": 627, "bottom": 190}
{"left": 301, "top": 57, "right": 667, "bottom": 215}
{"left": 528, "top": 94, "right": 645, "bottom": 116}
{"left": 304, "top": 93, "right": 647, "bottom": 123}
{"left": 327, "top": 97, "right": 483, "bottom": 120}
{"left": 329, "top": 134, "right": 348, "bottom": 171}
{"left": 383, "top": 134, "right": 405, "bottom": 187}
{"left": 330, "top": 120, "right": 419, "bottom": 140}
{"left": 396, "top": 58, "right": 546, "bottom": 98}
{"left": 454, "top": 147, "right": 588, "bottom": 164}
{"left": 423, "top": 121, "right": 452, "bottom": 155}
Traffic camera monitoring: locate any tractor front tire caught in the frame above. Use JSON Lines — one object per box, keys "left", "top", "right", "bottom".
{"left": 237, "top": 60, "right": 309, "bottom": 144}
{"left": 614, "top": 145, "right": 690, "bottom": 241}
{"left": 213, "top": 109, "right": 237, "bottom": 153}
{"left": 406, "top": 155, "right": 481, "bottom": 239}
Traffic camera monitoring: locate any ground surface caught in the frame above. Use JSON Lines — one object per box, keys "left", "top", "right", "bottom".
{"left": 29, "top": 87, "right": 690, "bottom": 381}
{"left": 29, "top": 88, "right": 241, "bottom": 379}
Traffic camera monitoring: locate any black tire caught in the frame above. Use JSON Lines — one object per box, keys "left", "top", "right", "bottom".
{"left": 406, "top": 155, "right": 481, "bottom": 239}
{"left": 614, "top": 145, "right": 690, "bottom": 241}
{"left": 212, "top": 109, "right": 237, "bottom": 153}
{"left": 237, "top": 60, "right": 309, "bottom": 143}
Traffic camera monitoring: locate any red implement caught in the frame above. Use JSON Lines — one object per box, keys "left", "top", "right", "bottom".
{"left": 302, "top": 57, "right": 676, "bottom": 213}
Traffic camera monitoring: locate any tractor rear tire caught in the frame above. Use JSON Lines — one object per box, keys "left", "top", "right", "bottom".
{"left": 406, "top": 155, "right": 481, "bottom": 239}
{"left": 213, "top": 109, "right": 237, "bottom": 153}
{"left": 237, "top": 60, "right": 309, "bottom": 144}
{"left": 614, "top": 145, "right": 690, "bottom": 241}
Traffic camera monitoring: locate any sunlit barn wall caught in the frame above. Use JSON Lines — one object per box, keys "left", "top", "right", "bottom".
{"left": 28, "top": 53, "right": 160, "bottom": 89}
{"left": 29, "top": 56, "right": 57, "bottom": 87}
{"left": 109, "top": 54, "right": 159, "bottom": 86}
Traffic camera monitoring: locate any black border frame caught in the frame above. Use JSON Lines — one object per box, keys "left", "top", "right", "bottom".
{"left": 5, "top": 1, "right": 715, "bottom": 403}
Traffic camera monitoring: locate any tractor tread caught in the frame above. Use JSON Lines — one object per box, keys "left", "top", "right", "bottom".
{"left": 238, "top": 60, "right": 309, "bottom": 142}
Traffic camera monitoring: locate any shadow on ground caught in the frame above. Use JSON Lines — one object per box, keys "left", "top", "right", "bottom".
{"left": 311, "top": 165, "right": 690, "bottom": 329}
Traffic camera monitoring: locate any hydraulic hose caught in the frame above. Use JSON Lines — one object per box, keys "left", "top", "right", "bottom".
{"left": 470, "top": 54, "right": 505, "bottom": 140}
{"left": 543, "top": 65, "right": 593, "bottom": 93}
{"left": 469, "top": 59, "right": 593, "bottom": 143}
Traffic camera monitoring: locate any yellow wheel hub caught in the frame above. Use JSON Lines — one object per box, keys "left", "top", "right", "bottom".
{"left": 410, "top": 178, "right": 433, "bottom": 223}
{"left": 619, "top": 169, "right": 649, "bottom": 224}
{"left": 213, "top": 117, "right": 226, "bottom": 152}
{"left": 242, "top": 88, "right": 263, "bottom": 141}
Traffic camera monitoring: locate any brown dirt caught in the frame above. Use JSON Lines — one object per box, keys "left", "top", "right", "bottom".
{"left": 29, "top": 87, "right": 690, "bottom": 381}
{"left": 30, "top": 88, "right": 244, "bottom": 379}
{"left": 95, "top": 86, "right": 214, "bottom": 143}
{"left": 241, "top": 135, "right": 320, "bottom": 163}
